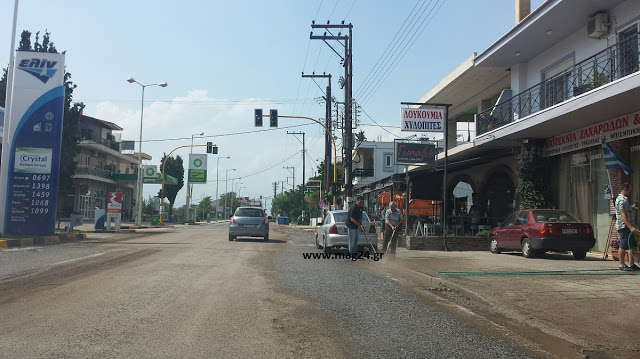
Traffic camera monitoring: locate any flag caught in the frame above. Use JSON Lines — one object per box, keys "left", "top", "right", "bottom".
{"left": 601, "top": 138, "right": 632, "bottom": 175}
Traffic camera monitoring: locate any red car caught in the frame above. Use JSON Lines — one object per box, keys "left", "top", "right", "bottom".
{"left": 489, "top": 209, "right": 596, "bottom": 259}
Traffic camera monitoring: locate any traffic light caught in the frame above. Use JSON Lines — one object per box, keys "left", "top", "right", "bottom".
{"left": 255, "top": 109, "right": 263, "bottom": 127}
{"left": 206, "top": 142, "right": 218, "bottom": 154}
{"left": 270, "top": 109, "right": 278, "bottom": 127}
{"left": 330, "top": 181, "right": 342, "bottom": 196}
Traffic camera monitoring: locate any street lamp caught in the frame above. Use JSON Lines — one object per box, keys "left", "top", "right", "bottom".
{"left": 185, "top": 131, "right": 204, "bottom": 222}
{"left": 127, "top": 77, "right": 167, "bottom": 226}
{"left": 216, "top": 156, "right": 230, "bottom": 218}
{"left": 224, "top": 169, "right": 236, "bottom": 218}
{"left": 238, "top": 186, "right": 246, "bottom": 198}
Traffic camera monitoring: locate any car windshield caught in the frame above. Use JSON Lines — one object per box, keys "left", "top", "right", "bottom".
{"left": 332, "top": 211, "right": 369, "bottom": 223}
{"left": 532, "top": 210, "right": 579, "bottom": 223}
{"left": 234, "top": 208, "right": 264, "bottom": 217}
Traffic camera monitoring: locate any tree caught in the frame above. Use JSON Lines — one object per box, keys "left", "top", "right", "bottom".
{"left": 516, "top": 141, "right": 551, "bottom": 210}
{"left": 271, "top": 185, "right": 304, "bottom": 219}
{"left": 0, "top": 30, "right": 83, "bottom": 216}
{"left": 196, "top": 196, "right": 213, "bottom": 221}
{"left": 219, "top": 192, "right": 240, "bottom": 218}
{"left": 157, "top": 154, "right": 184, "bottom": 217}
{"left": 142, "top": 195, "right": 156, "bottom": 215}
{"left": 355, "top": 130, "right": 367, "bottom": 144}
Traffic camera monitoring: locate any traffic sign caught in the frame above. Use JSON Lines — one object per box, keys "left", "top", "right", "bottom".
{"left": 319, "top": 199, "right": 325, "bottom": 208}
{"left": 305, "top": 189, "right": 313, "bottom": 197}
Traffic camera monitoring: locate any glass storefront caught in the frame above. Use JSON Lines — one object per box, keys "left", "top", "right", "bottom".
{"left": 551, "top": 147, "right": 611, "bottom": 251}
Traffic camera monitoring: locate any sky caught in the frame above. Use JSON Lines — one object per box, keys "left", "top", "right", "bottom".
{"left": 1, "top": 0, "right": 544, "bottom": 211}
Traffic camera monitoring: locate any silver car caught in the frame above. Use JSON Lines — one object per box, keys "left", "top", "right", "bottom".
{"left": 315, "top": 210, "right": 378, "bottom": 253}
{"left": 229, "top": 207, "right": 270, "bottom": 241}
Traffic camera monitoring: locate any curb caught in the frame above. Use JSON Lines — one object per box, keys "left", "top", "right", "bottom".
{"left": 0, "top": 233, "right": 87, "bottom": 251}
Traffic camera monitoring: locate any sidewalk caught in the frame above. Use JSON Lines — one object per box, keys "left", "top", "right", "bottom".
{"left": 288, "top": 224, "right": 639, "bottom": 358}
{"left": 379, "top": 246, "right": 640, "bottom": 358}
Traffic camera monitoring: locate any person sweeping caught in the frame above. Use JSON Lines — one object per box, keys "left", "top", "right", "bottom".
{"left": 383, "top": 201, "right": 404, "bottom": 257}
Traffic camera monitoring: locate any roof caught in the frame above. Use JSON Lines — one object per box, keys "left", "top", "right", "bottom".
{"left": 414, "top": 53, "right": 510, "bottom": 120}
{"left": 81, "top": 114, "right": 124, "bottom": 131}
{"left": 475, "top": 0, "right": 626, "bottom": 67}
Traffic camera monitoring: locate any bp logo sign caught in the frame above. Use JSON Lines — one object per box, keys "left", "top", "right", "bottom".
{"left": 188, "top": 154, "right": 208, "bottom": 184}
{"left": 142, "top": 165, "right": 158, "bottom": 182}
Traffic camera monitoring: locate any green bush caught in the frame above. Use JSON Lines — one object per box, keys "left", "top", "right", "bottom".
{"left": 475, "top": 230, "right": 489, "bottom": 239}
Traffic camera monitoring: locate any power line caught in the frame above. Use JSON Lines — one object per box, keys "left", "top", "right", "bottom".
{"left": 358, "top": 105, "right": 400, "bottom": 138}
{"left": 355, "top": 0, "right": 425, "bottom": 99}
{"left": 138, "top": 123, "right": 313, "bottom": 143}
{"left": 360, "top": 0, "right": 447, "bottom": 105}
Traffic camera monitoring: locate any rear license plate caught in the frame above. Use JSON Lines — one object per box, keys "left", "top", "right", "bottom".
{"left": 562, "top": 228, "right": 578, "bottom": 234}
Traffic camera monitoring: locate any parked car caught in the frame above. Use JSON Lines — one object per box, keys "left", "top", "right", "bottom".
{"left": 489, "top": 209, "right": 596, "bottom": 259}
{"left": 229, "top": 207, "right": 270, "bottom": 241}
{"left": 315, "top": 210, "right": 378, "bottom": 253}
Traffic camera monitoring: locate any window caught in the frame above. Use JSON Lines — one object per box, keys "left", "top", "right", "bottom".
{"left": 543, "top": 58, "right": 573, "bottom": 108}
{"left": 385, "top": 155, "right": 392, "bottom": 167}
{"left": 619, "top": 24, "right": 639, "bottom": 77}
{"left": 515, "top": 212, "right": 529, "bottom": 225}
{"left": 502, "top": 213, "right": 516, "bottom": 227}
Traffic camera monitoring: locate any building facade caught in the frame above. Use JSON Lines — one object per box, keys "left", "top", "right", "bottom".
{"left": 407, "top": 0, "right": 640, "bottom": 251}
{"left": 73, "top": 115, "right": 147, "bottom": 220}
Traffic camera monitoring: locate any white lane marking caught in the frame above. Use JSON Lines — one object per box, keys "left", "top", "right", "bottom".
{"left": 50, "top": 251, "right": 114, "bottom": 266}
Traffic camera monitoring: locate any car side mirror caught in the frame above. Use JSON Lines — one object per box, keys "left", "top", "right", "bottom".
{"left": 229, "top": 215, "right": 233, "bottom": 219}
{"left": 316, "top": 221, "right": 323, "bottom": 226}
{"left": 268, "top": 216, "right": 273, "bottom": 220}
{"left": 497, "top": 221, "right": 503, "bottom": 227}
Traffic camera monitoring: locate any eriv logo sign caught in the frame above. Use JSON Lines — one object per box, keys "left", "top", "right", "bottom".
{"left": 18, "top": 58, "right": 59, "bottom": 84}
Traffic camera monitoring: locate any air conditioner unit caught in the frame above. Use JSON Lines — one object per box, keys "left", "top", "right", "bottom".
{"left": 587, "top": 13, "right": 609, "bottom": 39}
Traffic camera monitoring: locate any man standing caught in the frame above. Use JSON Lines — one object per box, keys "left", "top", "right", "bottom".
{"left": 346, "top": 196, "right": 365, "bottom": 256}
{"left": 383, "top": 201, "right": 404, "bottom": 256}
{"left": 615, "top": 183, "right": 639, "bottom": 271}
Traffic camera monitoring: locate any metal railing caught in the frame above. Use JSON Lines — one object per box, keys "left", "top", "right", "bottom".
{"left": 477, "top": 31, "right": 640, "bottom": 136}
{"left": 353, "top": 168, "right": 374, "bottom": 177}
{"left": 75, "top": 165, "right": 114, "bottom": 179}
{"left": 80, "top": 134, "right": 121, "bottom": 152}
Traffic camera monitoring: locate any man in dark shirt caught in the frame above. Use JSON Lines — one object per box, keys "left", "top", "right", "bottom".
{"left": 346, "top": 196, "right": 365, "bottom": 255}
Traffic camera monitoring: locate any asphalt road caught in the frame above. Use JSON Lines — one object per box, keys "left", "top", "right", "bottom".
{"left": 0, "top": 223, "right": 549, "bottom": 358}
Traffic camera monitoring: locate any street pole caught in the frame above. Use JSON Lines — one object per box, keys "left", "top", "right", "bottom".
{"left": 137, "top": 85, "right": 145, "bottom": 226}
{"left": 127, "top": 78, "right": 167, "bottom": 226}
{"left": 185, "top": 132, "right": 204, "bottom": 222}
{"left": 301, "top": 73, "right": 333, "bottom": 199}
{"left": 224, "top": 169, "right": 235, "bottom": 219}
{"left": 216, "top": 156, "right": 230, "bottom": 219}
{"left": 287, "top": 132, "right": 305, "bottom": 218}
{"left": 400, "top": 101, "right": 452, "bottom": 249}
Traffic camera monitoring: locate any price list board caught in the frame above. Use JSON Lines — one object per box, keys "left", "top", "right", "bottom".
{"left": 1, "top": 51, "right": 65, "bottom": 235}
{"left": 5, "top": 105, "right": 64, "bottom": 236}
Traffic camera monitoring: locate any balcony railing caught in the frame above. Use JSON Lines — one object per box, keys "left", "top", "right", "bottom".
{"left": 477, "top": 31, "right": 640, "bottom": 136}
{"left": 75, "top": 165, "right": 114, "bottom": 179}
{"left": 353, "top": 168, "right": 374, "bottom": 177}
{"left": 80, "top": 135, "right": 121, "bottom": 152}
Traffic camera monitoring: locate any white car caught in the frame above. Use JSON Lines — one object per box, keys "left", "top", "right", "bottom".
{"left": 315, "top": 210, "right": 378, "bottom": 253}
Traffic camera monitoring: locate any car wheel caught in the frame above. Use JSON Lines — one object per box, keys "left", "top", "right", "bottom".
{"left": 315, "top": 234, "right": 322, "bottom": 249}
{"left": 228, "top": 234, "right": 235, "bottom": 241}
{"left": 572, "top": 249, "right": 587, "bottom": 260}
{"left": 323, "top": 237, "right": 331, "bottom": 254}
{"left": 489, "top": 236, "right": 502, "bottom": 254}
{"left": 522, "top": 238, "right": 536, "bottom": 258}
{"left": 263, "top": 234, "right": 269, "bottom": 241}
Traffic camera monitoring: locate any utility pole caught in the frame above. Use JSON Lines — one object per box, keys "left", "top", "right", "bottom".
{"left": 279, "top": 180, "right": 285, "bottom": 195}
{"left": 311, "top": 22, "right": 353, "bottom": 208}
{"left": 302, "top": 73, "right": 332, "bottom": 197}
{"left": 283, "top": 166, "right": 295, "bottom": 189}
{"left": 288, "top": 131, "right": 306, "bottom": 217}
{"left": 272, "top": 181, "right": 278, "bottom": 198}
